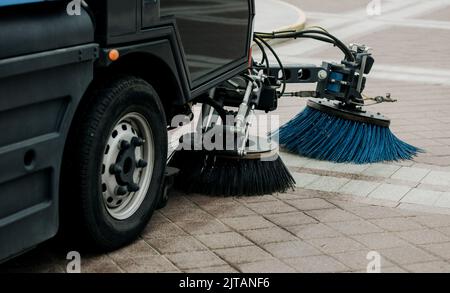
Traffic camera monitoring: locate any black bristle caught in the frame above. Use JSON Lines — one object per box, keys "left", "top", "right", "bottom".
{"left": 168, "top": 150, "right": 296, "bottom": 197}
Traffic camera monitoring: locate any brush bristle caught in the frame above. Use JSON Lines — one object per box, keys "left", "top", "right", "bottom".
{"left": 168, "top": 151, "right": 296, "bottom": 196}
{"left": 276, "top": 106, "right": 422, "bottom": 164}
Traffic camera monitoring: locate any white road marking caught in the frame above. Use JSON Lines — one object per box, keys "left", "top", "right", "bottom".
{"left": 275, "top": 0, "right": 450, "bottom": 57}
{"left": 255, "top": 0, "right": 306, "bottom": 32}
{"left": 307, "top": 11, "right": 450, "bottom": 31}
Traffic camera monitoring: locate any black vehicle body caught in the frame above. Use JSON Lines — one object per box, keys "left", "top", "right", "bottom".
{"left": 0, "top": 0, "right": 254, "bottom": 262}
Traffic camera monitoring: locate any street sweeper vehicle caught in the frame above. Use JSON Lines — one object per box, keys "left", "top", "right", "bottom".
{"left": 0, "top": 0, "right": 420, "bottom": 263}
{"left": 0, "top": 0, "right": 255, "bottom": 262}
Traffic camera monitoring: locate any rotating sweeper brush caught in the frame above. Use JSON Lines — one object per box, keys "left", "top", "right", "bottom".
{"left": 253, "top": 31, "right": 422, "bottom": 164}
{"left": 170, "top": 135, "right": 295, "bottom": 196}
{"left": 277, "top": 98, "right": 420, "bottom": 164}
{"left": 169, "top": 73, "right": 296, "bottom": 196}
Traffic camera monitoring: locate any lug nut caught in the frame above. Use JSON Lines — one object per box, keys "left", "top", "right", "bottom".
{"left": 116, "top": 186, "right": 128, "bottom": 196}
{"left": 120, "top": 140, "right": 131, "bottom": 150}
{"left": 128, "top": 183, "right": 140, "bottom": 193}
{"left": 110, "top": 164, "right": 123, "bottom": 174}
{"left": 137, "top": 160, "right": 148, "bottom": 168}
{"left": 131, "top": 137, "right": 144, "bottom": 147}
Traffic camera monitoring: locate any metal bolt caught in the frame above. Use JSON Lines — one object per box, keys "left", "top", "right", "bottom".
{"left": 131, "top": 137, "right": 144, "bottom": 147}
{"left": 318, "top": 70, "right": 328, "bottom": 80}
{"left": 136, "top": 160, "right": 148, "bottom": 168}
{"left": 120, "top": 140, "right": 131, "bottom": 150}
{"left": 128, "top": 183, "right": 140, "bottom": 193}
{"left": 109, "top": 164, "right": 123, "bottom": 175}
{"left": 116, "top": 186, "right": 128, "bottom": 196}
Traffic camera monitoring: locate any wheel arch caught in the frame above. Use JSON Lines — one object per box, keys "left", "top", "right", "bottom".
{"left": 106, "top": 51, "right": 189, "bottom": 124}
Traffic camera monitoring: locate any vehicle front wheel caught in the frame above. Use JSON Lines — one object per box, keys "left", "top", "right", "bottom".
{"left": 62, "top": 76, "right": 167, "bottom": 251}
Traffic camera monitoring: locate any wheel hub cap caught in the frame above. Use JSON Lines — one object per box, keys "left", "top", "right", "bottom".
{"left": 101, "top": 113, "right": 154, "bottom": 220}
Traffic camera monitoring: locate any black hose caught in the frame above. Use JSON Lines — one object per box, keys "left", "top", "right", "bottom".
{"left": 254, "top": 29, "right": 355, "bottom": 61}
{"left": 253, "top": 35, "right": 287, "bottom": 96}
{"left": 253, "top": 38, "right": 270, "bottom": 73}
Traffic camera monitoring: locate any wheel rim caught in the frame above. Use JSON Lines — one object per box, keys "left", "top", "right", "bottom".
{"left": 101, "top": 112, "right": 155, "bottom": 220}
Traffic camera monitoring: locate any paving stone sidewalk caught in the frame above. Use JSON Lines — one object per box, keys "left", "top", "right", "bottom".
{"left": 5, "top": 189, "right": 450, "bottom": 273}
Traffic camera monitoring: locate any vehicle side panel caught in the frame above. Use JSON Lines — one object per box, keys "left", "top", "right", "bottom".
{"left": 0, "top": 2, "right": 97, "bottom": 262}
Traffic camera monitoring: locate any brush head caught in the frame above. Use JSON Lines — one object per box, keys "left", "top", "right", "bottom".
{"left": 169, "top": 150, "right": 296, "bottom": 196}
{"left": 307, "top": 99, "right": 391, "bottom": 127}
{"left": 277, "top": 99, "right": 422, "bottom": 164}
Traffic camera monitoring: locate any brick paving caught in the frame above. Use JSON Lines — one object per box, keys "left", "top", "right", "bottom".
{"left": 3, "top": 189, "right": 450, "bottom": 273}
{"left": 3, "top": 0, "right": 450, "bottom": 273}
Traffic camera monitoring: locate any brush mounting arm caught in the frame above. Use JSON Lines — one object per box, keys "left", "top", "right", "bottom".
{"left": 266, "top": 64, "right": 327, "bottom": 85}
{"left": 195, "top": 73, "right": 268, "bottom": 157}
{"left": 266, "top": 62, "right": 370, "bottom": 107}
{"left": 258, "top": 44, "right": 376, "bottom": 108}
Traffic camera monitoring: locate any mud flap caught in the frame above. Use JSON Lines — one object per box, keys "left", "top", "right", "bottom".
{"left": 156, "top": 166, "right": 179, "bottom": 210}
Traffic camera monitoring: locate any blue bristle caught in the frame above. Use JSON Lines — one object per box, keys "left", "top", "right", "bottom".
{"left": 275, "top": 106, "right": 423, "bottom": 164}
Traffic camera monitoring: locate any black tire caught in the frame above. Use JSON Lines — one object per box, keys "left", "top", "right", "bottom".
{"left": 156, "top": 191, "right": 169, "bottom": 210}
{"left": 61, "top": 76, "right": 167, "bottom": 251}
